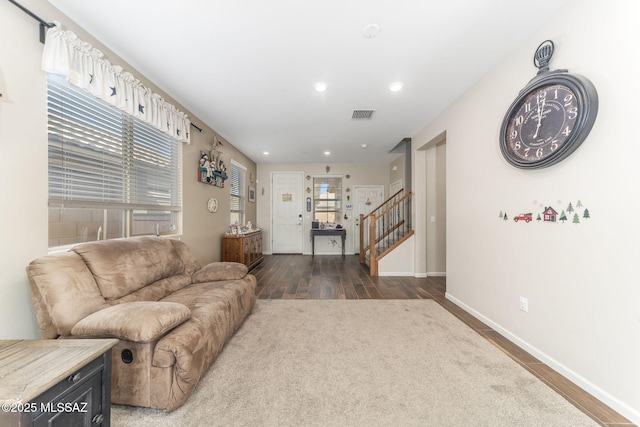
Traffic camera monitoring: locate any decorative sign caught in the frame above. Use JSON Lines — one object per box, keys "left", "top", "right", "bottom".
{"left": 282, "top": 193, "right": 292, "bottom": 202}
{"left": 345, "top": 203, "right": 353, "bottom": 210}
{"left": 500, "top": 199, "right": 591, "bottom": 225}
{"left": 198, "top": 150, "right": 227, "bottom": 188}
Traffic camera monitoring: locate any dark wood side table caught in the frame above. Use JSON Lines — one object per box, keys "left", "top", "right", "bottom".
{"left": 310, "top": 228, "right": 346, "bottom": 256}
{"left": 0, "top": 339, "right": 118, "bottom": 427}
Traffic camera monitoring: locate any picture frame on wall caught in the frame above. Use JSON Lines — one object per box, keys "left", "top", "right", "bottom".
{"left": 248, "top": 186, "right": 256, "bottom": 203}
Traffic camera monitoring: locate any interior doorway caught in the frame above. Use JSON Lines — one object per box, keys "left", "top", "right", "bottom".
{"left": 422, "top": 134, "right": 447, "bottom": 277}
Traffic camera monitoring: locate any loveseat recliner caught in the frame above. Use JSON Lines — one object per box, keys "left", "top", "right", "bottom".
{"left": 26, "top": 236, "right": 256, "bottom": 411}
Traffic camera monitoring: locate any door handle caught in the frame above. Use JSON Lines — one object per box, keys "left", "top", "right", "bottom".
{"left": 299, "top": 214, "right": 302, "bottom": 225}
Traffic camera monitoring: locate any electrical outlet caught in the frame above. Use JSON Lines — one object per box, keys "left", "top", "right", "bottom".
{"left": 519, "top": 296, "right": 529, "bottom": 312}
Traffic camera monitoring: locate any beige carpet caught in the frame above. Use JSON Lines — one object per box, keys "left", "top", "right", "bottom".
{"left": 112, "top": 300, "right": 599, "bottom": 427}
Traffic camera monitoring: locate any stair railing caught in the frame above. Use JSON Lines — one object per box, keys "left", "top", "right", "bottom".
{"left": 359, "top": 189, "right": 413, "bottom": 275}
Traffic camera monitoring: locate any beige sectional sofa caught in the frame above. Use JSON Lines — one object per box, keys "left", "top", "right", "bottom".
{"left": 26, "top": 236, "right": 256, "bottom": 412}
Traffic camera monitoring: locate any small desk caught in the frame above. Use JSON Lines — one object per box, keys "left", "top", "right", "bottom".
{"left": 310, "top": 228, "right": 346, "bottom": 256}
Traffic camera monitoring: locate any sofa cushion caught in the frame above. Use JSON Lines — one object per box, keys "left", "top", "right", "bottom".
{"left": 71, "top": 301, "right": 191, "bottom": 342}
{"left": 26, "top": 251, "right": 109, "bottom": 336}
{"left": 107, "top": 273, "right": 193, "bottom": 305}
{"left": 72, "top": 236, "right": 185, "bottom": 300}
{"left": 192, "top": 262, "right": 248, "bottom": 283}
{"left": 152, "top": 277, "right": 256, "bottom": 368}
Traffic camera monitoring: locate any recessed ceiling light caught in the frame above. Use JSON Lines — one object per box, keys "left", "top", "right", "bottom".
{"left": 361, "top": 144, "right": 368, "bottom": 148}
{"left": 389, "top": 82, "right": 404, "bottom": 92}
{"left": 314, "top": 82, "right": 328, "bottom": 93}
{"left": 263, "top": 151, "right": 269, "bottom": 155}
{"left": 324, "top": 151, "right": 331, "bottom": 156}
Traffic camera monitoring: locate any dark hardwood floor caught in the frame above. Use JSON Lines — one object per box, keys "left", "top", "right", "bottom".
{"left": 252, "top": 254, "right": 634, "bottom": 427}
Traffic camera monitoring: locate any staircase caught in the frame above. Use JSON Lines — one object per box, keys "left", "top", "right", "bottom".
{"left": 359, "top": 189, "right": 413, "bottom": 276}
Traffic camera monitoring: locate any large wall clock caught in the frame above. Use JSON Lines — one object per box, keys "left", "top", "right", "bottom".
{"left": 499, "top": 40, "right": 598, "bottom": 169}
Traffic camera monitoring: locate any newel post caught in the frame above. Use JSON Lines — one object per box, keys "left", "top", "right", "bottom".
{"left": 369, "top": 212, "right": 378, "bottom": 276}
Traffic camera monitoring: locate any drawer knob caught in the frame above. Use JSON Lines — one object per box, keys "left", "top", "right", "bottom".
{"left": 67, "top": 372, "right": 82, "bottom": 384}
{"left": 92, "top": 413, "right": 104, "bottom": 424}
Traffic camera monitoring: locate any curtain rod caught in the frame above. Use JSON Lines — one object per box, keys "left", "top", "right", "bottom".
{"left": 8, "top": 0, "right": 55, "bottom": 43}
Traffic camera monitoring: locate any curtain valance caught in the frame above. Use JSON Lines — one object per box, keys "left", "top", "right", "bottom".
{"left": 42, "top": 23, "right": 190, "bottom": 144}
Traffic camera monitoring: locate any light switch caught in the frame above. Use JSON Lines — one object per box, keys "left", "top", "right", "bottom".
{"left": 430, "top": 216, "right": 436, "bottom": 223}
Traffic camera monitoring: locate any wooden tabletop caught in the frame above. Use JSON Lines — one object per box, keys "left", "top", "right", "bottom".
{"left": 0, "top": 339, "right": 118, "bottom": 404}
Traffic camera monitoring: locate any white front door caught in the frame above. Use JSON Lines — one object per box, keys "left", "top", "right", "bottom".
{"left": 271, "top": 172, "right": 304, "bottom": 253}
{"left": 353, "top": 185, "right": 384, "bottom": 253}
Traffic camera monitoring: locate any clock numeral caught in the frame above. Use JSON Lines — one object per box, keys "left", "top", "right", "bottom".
{"left": 510, "top": 130, "right": 518, "bottom": 139}
{"left": 564, "top": 93, "right": 573, "bottom": 106}
{"left": 514, "top": 115, "right": 523, "bottom": 126}
{"left": 524, "top": 102, "right": 532, "bottom": 113}
{"left": 513, "top": 141, "right": 522, "bottom": 151}
{"left": 536, "top": 148, "right": 544, "bottom": 158}
{"left": 561, "top": 126, "right": 572, "bottom": 136}
{"left": 537, "top": 90, "right": 547, "bottom": 102}
{"left": 523, "top": 147, "right": 530, "bottom": 158}
{"left": 568, "top": 107, "right": 578, "bottom": 120}
{"left": 550, "top": 141, "right": 559, "bottom": 152}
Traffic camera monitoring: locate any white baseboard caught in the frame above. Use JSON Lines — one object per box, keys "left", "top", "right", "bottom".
{"left": 379, "top": 272, "right": 414, "bottom": 277}
{"left": 445, "top": 293, "right": 640, "bottom": 425}
{"left": 427, "top": 272, "right": 446, "bottom": 277}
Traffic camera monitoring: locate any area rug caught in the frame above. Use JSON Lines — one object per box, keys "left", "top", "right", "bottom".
{"left": 111, "top": 299, "right": 598, "bottom": 426}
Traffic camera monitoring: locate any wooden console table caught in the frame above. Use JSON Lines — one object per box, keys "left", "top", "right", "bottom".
{"left": 222, "top": 229, "right": 263, "bottom": 270}
{"left": 310, "top": 228, "right": 346, "bottom": 256}
{"left": 0, "top": 339, "right": 118, "bottom": 427}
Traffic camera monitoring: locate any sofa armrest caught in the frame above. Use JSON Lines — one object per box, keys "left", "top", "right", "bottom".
{"left": 70, "top": 301, "right": 191, "bottom": 343}
{"left": 192, "top": 262, "right": 248, "bottom": 283}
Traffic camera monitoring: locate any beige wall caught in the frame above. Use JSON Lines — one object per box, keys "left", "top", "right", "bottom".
{"left": 0, "top": 0, "right": 255, "bottom": 338}
{"left": 389, "top": 155, "right": 404, "bottom": 190}
{"left": 183, "top": 132, "right": 257, "bottom": 264}
{"left": 257, "top": 163, "right": 390, "bottom": 255}
{"left": 412, "top": 0, "right": 640, "bottom": 422}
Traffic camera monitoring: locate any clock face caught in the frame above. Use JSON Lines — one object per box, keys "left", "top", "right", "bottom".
{"left": 500, "top": 73, "right": 598, "bottom": 169}
{"left": 504, "top": 83, "right": 578, "bottom": 166}
{"left": 207, "top": 198, "right": 218, "bottom": 213}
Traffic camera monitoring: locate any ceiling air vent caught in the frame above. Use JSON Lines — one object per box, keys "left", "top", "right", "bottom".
{"left": 352, "top": 109, "right": 375, "bottom": 120}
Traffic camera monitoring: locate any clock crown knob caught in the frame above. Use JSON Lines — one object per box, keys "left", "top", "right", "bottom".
{"left": 534, "top": 40, "right": 555, "bottom": 74}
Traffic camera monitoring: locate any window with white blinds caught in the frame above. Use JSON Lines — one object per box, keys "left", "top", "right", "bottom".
{"left": 230, "top": 160, "right": 246, "bottom": 226}
{"left": 313, "top": 177, "right": 342, "bottom": 223}
{"left": 47, "top": 73, "right": 182, "bottom": 247}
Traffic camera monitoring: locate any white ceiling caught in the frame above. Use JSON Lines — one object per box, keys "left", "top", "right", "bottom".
{"left": 48, "top": 0, "right": 569, "bottom": 164}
